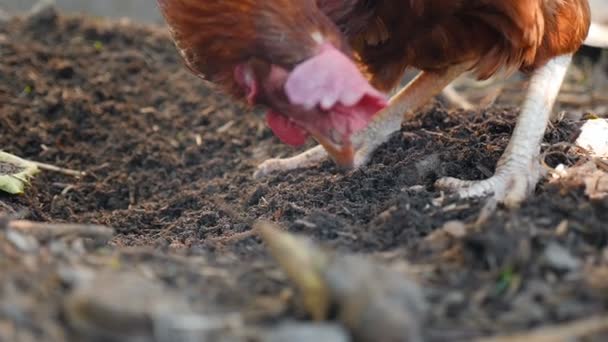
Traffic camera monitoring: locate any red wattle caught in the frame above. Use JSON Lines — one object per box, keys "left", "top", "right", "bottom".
{"left": 266, "top": 111, "right": 310, "bottom": 146}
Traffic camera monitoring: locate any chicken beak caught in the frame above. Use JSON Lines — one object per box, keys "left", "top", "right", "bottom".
{"left": 310, "top": 133, "right": 355, "bottom": 169}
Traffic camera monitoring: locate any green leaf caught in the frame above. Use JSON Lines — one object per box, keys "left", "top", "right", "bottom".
{"left": 93, "top": 41, "right": 104, "bottom": 51}
{"left": 496, "top": 266, "right": 514, "bottom": 294}
{"left": 0, "top": 151, "right": 39, "bottom": 194}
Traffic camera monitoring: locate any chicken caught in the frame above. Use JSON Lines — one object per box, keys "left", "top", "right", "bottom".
{"left": 156, "top": 0, "right": 387, "bottom": 167}
{"left": 256, "top": 0, "right": 591, "bottom": 207}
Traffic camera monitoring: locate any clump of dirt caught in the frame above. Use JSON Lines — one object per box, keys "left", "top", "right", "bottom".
{"left": 1, "top": 8, "right": 608, "bottom": 341}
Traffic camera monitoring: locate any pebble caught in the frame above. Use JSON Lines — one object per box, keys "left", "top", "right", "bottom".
{"left": 542, "top": 243, "right": 580, "bottom": 272}
{"left": 5, "top": 230, "right": 39, "bottom": 253}
{"left": 25, "top": 0, "right": 58, "bottom": 28}
{"left": 266, "top": 322, "right": 351, "bottom": 342}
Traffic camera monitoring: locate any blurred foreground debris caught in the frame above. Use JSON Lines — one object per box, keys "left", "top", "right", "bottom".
{"left": 65, "top": 272, "right": 245, "bottom": 342}
{"left": 265, "top": 322, "right": 350, "bottom": 342}
{"left": 549, "top": 118, "right": 608, "bottom": 199}
{"left": 475, "top": 315, "right": 608, "bottom": 342}
{"left": 0, "top": 8, "right": 10, "bottom": 24}
{"left": 26, "top": 0, "right": 57, "bottom": 27}
{"left": 257, "top": 221, "right": 427, "bottom": 342}
{"left": 575, "top": 119, "right": 608, "bottom": 157}
{"left": 550, "top": 159, "right": 608, "bottom": 200}
{"left": 6, "top": 220, "right": 115, "bottom": 244}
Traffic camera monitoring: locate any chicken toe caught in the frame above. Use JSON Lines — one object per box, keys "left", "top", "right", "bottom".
{"left": 436, "top": 157, "right": 544, "bottom": 207}
{"left": 440, "top": 83, "right": 476, "bottom": 110}
{"left": 435, "top": 54, "right": 572, "bottom": 207}
{"left": 253, "top": 145, "right": 329, "bottom": 179}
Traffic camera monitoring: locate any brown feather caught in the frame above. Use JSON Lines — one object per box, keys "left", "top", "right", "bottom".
{"left": 320, "top": 0, "right": 591, "bottom": 91}
{"left": 157, "top": 0, "right": 350, "bottom": 98}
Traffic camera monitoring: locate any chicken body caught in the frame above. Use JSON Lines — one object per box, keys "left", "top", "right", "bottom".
{"left": 256, "top": 0, "right": 591, "bottom": 206}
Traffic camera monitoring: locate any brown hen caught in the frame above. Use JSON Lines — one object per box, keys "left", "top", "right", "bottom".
{"left": 257, "top": 0, "right": 591, "bottom": 206}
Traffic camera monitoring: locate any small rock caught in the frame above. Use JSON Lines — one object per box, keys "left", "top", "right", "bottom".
{"left": 542, "top": 243, "right": 580, "bottom": 272}
{"left": 324, "top": 255, "right": 427, "bottom": 342}
{"left": 405, "top": 185, "right": 426, "bottom": 192}
{"left": 154, "top": 312, "right": 244, "bottom": 342}
{"left": 57, "top": 266, "right": 96, "bottom": 287}
{"left": 5, "top": 230, "right": 39, "bottom": 253}
{"left": 500, "top": 290, "right": 547, "bottom": 325}
{"left": 0, "top": 8, "right": 11, "bottom": 24}
{"left": 65, "top": 272, "right": 193, "bottom": 341}
{"left": 585, "top": 266, "right": 608, "bottom": 296}
{"left": 26, "top": 0, "right": 58, "bottom": 28}
{"left": 247, "top": 185, "right": 268, "bottom": 206}
{"left": 441, "top": 220, "right": 468, "bottom": 238}
{"left": 50, "top": 59, "right": 75, "bottom": 79}
{"left": 259, "top": 223, "right": 428, "bottom": 342}
{"left": 415, "top": 153, "right": 441, "bottom": 180}
{"left": 266, "top": 322, "right": 350, "bottom": 342}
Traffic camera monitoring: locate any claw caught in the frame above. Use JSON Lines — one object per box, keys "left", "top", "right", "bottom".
{"left": 435, "top": 162, "right": 542, "bottom": 208}
{"left": 253, "top": 145, "right": 329, "bottom": 179}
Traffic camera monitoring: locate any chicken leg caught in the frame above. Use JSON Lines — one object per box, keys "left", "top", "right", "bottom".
{"left": 435, "top": 54, "right": 573, "bottom": 207}
{"left": 440, "top": 83, "right": 476, "bottom": 110}
{"left": 254, "top": 65, "right": 467, "bottom": 178}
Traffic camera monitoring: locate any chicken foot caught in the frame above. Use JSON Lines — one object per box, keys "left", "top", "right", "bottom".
{"left": 253, "top": 145, "right": 328, "bottom": 179}
{"left": 440, "top": 83, "right": 476, "bottom": 110}
{"left": 435, "top": 54, "right": 573, "bottom": 207}
{"left": 254, "top": 65, "right": 466, "bottom": 178}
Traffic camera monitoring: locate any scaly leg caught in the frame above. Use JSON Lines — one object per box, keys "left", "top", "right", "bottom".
{"left": 254, "top": 65, "right": 467, "bottom": 178}
{"left": 435, "top": 54, "right": 573, "bottom": 207}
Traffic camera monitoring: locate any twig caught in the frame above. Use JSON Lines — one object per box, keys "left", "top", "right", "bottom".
{"left": 216, "top": 120, "right": 235, "bottom": 134}
{"left": 475, "top": 315, "right": 608, "bottom": 342}
{"left": 7, "top": 220, "right": 114, "bottom": 243}
{"left": 30, "top": 160, "right": 86, "bottom": 177}
{"left": 540, "top": 142, "right": 589, "bottom": 172}
{"left": 557, "top": 93, "right": 593, "bottom": 106}
{"left": 0, "top": 200, "right": 17, "bottom": 214}
{"left": 420, "top": 129, "right": 468, "bottom": 143}
{"left": 207, "top": 229, "right": 257, "bottom": 245}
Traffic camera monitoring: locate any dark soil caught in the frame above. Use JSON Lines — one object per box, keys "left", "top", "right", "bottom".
{"left": 1, "top": 9, "right": 608, "bottom": 342}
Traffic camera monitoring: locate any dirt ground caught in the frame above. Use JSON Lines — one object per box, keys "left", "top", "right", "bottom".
{"left": 1, "top": 7, "right": 608, "bottom": 342}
